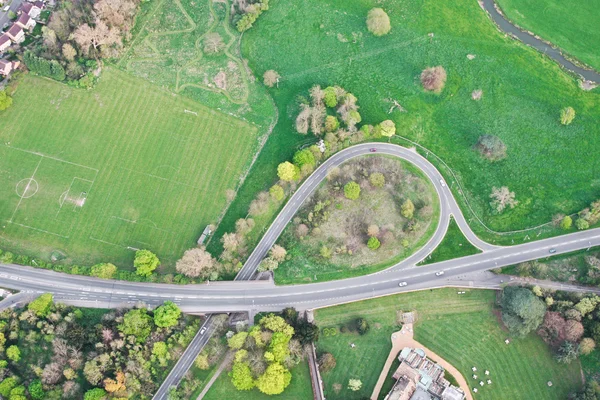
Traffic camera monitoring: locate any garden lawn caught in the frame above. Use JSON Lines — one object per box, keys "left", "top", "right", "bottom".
{"left": 419, "top": 217, "right": 480, "bottom": 265}
{"left": 227, "top": 0, "right": 600, "bottom": 248}
{"left": 0, "top": 67, "right": 259, "bottom": 270}
{"left": 202, "top": 360, "right": 313, "bottom": 400}
{"left": 314, "top": 289, "right": 581, "bottom": 400}
{"left": 495, "top": 0, "right": 600, "bottom": 71}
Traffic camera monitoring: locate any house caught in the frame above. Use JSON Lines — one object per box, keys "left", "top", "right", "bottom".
{"left": 0, "top": 34, "right": 11, "bottom": 52}
{"left": 16, "top": 13, "right": 36, "bottom": 30}
{"left": 0, "top": 59, "right": 19, "bottom": 76}
{"left": 384, "top": 348, "right": 466, "bottom": 400}
{"left": 20, "top": 2, "right": 42, "bottom": 19}
{"left": 6, "top": 24, "right": 25, "bottom": 43}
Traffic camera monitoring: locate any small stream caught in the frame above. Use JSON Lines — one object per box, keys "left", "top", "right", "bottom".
{"left": 480, "top": 0, "right": 600, "bottom": 83}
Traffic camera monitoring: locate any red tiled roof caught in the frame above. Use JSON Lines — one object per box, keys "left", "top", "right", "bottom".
{"left": 0, "top": 34, "right": 10, "bottom": 46}
{"left": 18, "top": 13, "right": 31, "bottom": 25}
{"left": 34, "top": 1, "right": 44, "bottom": 8}
{"left": 8, "top": 24, "right": 23, "bottom": 36}
{"left": 0, "top": 60, "right": 10, "bottom": 68}
{"left": 20, "top": 2, "right": 33, "bottom": 13}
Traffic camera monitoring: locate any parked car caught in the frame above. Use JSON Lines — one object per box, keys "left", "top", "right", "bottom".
{"left": 435, "top": 271, "right": 445, "bottom": 276}
{"left": 369, "top": 148, "right": 377, "bottom": 152}
{"left": 398, "top": 281, "right": 408, "bottom": 287}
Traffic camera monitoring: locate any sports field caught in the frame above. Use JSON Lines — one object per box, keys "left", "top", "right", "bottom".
{"left": 495, "top": 0, "right": 600, "bottom": 71}
{"left": 0, "top": 68, "right": 259, "bottom": 269}
{"left": 314, "top": 289, "right": 581, "bottom": 400}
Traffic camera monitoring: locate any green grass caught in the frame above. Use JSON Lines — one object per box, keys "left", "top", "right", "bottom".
{"left": 203, "top": 360, "right": 313, "bottom": 400}
{"left": 495, "top": 0, "right": 600, "bottom": 71}
{"left": 419, "top": 217, "right": 480, "bottom": 265}
{"left": 226, "top": 0, "right": 600, "bottom": 248}
{"left": 581, "top": 350, "right": 600, "bottom": 383}
{"left": 314, "top": 289, "right": 581, "bottom": 400}
{"left": 0, "top": 68, "right": 260, "bottom": 270}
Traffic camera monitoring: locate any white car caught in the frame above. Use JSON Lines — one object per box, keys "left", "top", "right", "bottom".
{"left": 200, "top": 327, "right": 207, "bottom": 334}
{"left": 398, "top": 282, "right": 408, "bottom": 287}
{"left": 439, "top": 179, "right": 446, "bottom": 187}
{"left": 435, "top": 271, "right": 445, "bottom": 276}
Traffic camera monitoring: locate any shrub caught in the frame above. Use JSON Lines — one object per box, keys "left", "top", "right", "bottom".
{"left": 376, "top": 119, "right": 396, "bottom": 137}
{"left": 560, "top": 106, "right": 575, "bottom": 125}
{"left": 400, "top": 199, "right": 415, "bottom": 219}
{"left": 367, "top": 237, "right": 381, "bottom": 250}
{"left": 369, "top": 172, "right": 385, "bottom": 188}
{"left": 270, "top": 184, "right": 285, "bottom": 201}
{"left": 344, "top": 181, "right": 361, "bottom": 200}
{"left": 575, "top": 218, "right": 590, "bottom": 230}
{"left": 90, "top": 263, "right": 117, "bottom": 279}
{"left": 348, "top": 379, "right": 362, "bottom": 391}
{"left": 475, "top": 135, "right": 507, "bottom": 161}
{"left": 420, "top": 66, "right": 447, "bottom": 92}
{"left": 356, "top": 318, "right": 370, "bottom": 335}
{"left": 560, "top": 215, "right": 573, "bottom": 230}
{"left": 366, "top": 8, "right": 391, "bottom": 36}
{"left": 318, "top": 353, "right": 336, "bottom": 373}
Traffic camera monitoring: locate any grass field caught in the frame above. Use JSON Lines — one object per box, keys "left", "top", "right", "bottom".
{"left": 495, "top": 0, "right": 600, "bottom": 71}
{"left": 0, "top": 68, "right": 260, "bottom": 270}
{"left": 314, "top": 289, "right": 581, "bottom": 400}
{"left": 203, "top": 360, "right": 313, "bottom": 400}
{"left": 219, "top": 0, "right": 600, "bottom": 249}
{"left": 419, "top": 217, "right": 480, "bottom": 265}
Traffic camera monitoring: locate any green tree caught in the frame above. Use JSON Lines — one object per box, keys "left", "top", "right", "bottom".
{"left": 400, "top": 199, "right": 415, "bottom": 219}
{"left": 152, "top": 341, "right": 170, "bottom": 366}
{"left": 277, "top": 162, "right": 299, "bottom": 181}
{"left": 27, "top": 380, "right": 44, "bottom": 400}
{"left": 377, "top": 120, "right": 396, "bottom": 137}
{"left": 356, "top": 318, "right": 370, "bottom": 335}
{"left": 228, "top": 332, "right": 249, "bottom": 350}
{"left": 118, "top": 308, "right": 153, "bottom": 342}
{"left": 0, "top": 90, "right": 13, "bottom": 111}
{"left": 293, "top": 149, "right": 315, "bottom": 168}
{"left": 154, "top": 301, "right": 181, "bottom": 328}
{"left": 367, "top": 237, "right": 381, "bottom": 250}
{"left": 555, "top": 341, "right": 579, "bottom": 364}
{"left": 348, "top": 379, "right": 362, "bottom": 391}
{"left": 28, "top": 293, "right": 53, "bottom": 317}
{"left": 134, "top": 249, "right": 160, "bottom": 277}
{"left": 256, "top": 363, "right": 292, "bottom": 395}
{"left": 83, "top": 388, "right": 107, "bottom": 400}
{"left": 369, "top": 172, "right": 385, "bottom": 188}
{"left": 269, "top": 332, "right": 291, "bottom": 362}
{"left": 344, "top": 181, "right": 361, "bottom": 200}
{"left": 500, "top": 286, "right": 546, "bottom": 337}
{"left": 90, "top": 263, "right": 117, "bottom": 279}
{"left": 294, "top": 319, "right": 319, "bottom": 344}
{"left": 325, "top": 115, "right": 339, "bottom": 132}
{"left": 260, "top": 314, "right": 295, "bottom": 336}
{"left": 576, "top": 218, "right": 590, "bottom": 230}
{"left": 560, "top": 106, "right": 576, "bottom": 125}
{"left": 6, "top": 345, "right": 20, "bottom": 362}
{"left": 323, "top": 87, "right": 338, "bottom": 107}
{"left": 9, "top": 385, "right": 26, "bottom": 400}
{"left": 366, "top": 8, "right": 391, "bottom": 36}
{"left": 195, "top": 353, "right": 210, "bottom": 370}
{"left": 230, "top": 362, "right": 255, "bottom": 390}
{"left": 561, "top": 215, "right": 573, "bottom": 230}
{"left": 0, "top": 377, "right": 17, "bottom": 397}
{"left": 269, "top": 184, "right": 285, "bottom": 201}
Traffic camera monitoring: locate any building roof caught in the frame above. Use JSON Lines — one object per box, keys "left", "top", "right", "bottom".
{"left": 410, "top": 387, "right": 433, "bottom": 400}
{"left": 20, "top": 2, "right": 33, "bottom": 13}
{"left": 34, "top": 1, "right": 44, "bottom": 8}
{"left": 441, "top": 386, "right": 465, "bottom": 400}
{"left": 17, "top": 13, "right": 32, "bottom": 25}
{"left": 0, "top": 59, "right": 10, "bottom": 69}
{"left": 0, "top": 34, "right": 10, "bottom": 46}
{"left": 8, "top": 23, "right": 23, "bottom": 36}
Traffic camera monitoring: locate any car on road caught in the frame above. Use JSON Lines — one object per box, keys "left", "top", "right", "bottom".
{"left": 3, "top": 6, "right": 10, "bottom": 11}
{"left": 439, "top": 179, "right": 446, "bottom": 187}
{"left": 200, "top": 327, "right": 207, "bottom": 334}
{"left": 435, "top": 271, "right": 445, "bottom": 276}
{"left": 549, "top": 248, "right": 556, "bottom": 254}
{"left": 369, "top": 148, "right": 377, "bottom": 152}
{"left": 398, "top": 281, "right": 408, "bottom": 287}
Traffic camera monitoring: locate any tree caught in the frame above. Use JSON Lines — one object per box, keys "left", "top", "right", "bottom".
{"left": 560, "top": 106, "right": 576, "bottom": 125}
{"left": 348, "top": 379, "right": 362, "bottom": 391}
{"left": 325, "top": 115, "right": 339, "bottom": 132}
{"left": 230, "top": 362, "right": 255, "bottom": 390}
{"left": 28, "top": 380, "right": 44, "bottom": 400}
{"left": 90, "top": 263, "right": 117, "bottom": 279}
{"left": 154, "top": 301, "right": 182, "bottom": 328}
{"left": 579, "top": 338, "right": 596, "bottom": 355}
{"left": 294, "top": 319, "right": 319, "bottom": 344}
{"left": 0, "top": 377, "right": 17, "bottom": 397}
{"left": 490, "top": 186, "right": 518, "bottom": 213}
{"left": 561, "top": 215, "right": 573, "bottom": 230}
{"left": 260, "top": 314, "right": 295, "bottom": 336}
{"left": 555, "top": 340, "right": 579, "bottom": 364}
{"left": 269, "top": 184, "right": 285, "bottom": 201}
{"left": 344, "top": 181, "right": 361, "bottom": 200}
{"left": 118, "top": 308, "right": 153, "bottom": 342}
{"left": 366, "top": 8, "right": 390, "bottom": 36}
{"left": 263, "top": 70, "right": 280, "bottom": 87}
{"left": 367, "top": 237, "right": 381, "bottom": 250}
{"left": 195, "top": 353, "right": 210, "bottom": 370}
{"left": 152, "top": 342, "right": 170, "bottom": 366}
{"left": 277, "top": 162, "right": 299, "bottom": 181}
{"left": 270, "top": 245, "right": 287, "bottom": 262}
{"left": 323, "top": 87, "right": 338, "bottom": 107}
{"left": 293, "top": 149, "right": 316, "bottom": 168}
{"left": 369, "top": 173, "right": 385, "bottom": 188}
{"left": 420, "top": 66, "right": 447, "bottom": 92}
{"left": 6, "top": 345, "right": 20, "bottom": 362}
{"left": 84, "top": 388, "right": 107, "bottom": 400}
{"left": 203, "top": 32, "right": 225, "bottom": 54}
{"left": 401, "top": 199, "right": 415, "bottom": 219}
{"left": 0, "top": 90, "right": 13, "bottom": 111}
{"left": 318, "top": 353, "right": 336, "bottom": 373}
{"left": 377, "top": 120, "right": 396, "bottom": 137}
{"left": 574, "top": 297, "right": 599, "bottom": 316}
{"left": 367, "top": 225, "right": 380, "bottom": 237}
{"left": 500, "top": 286, "right": 546, "bottom": 336}
{"left": 475, "top": 135, "right": 507, "bottom": 161}
{"left": 356, "top": 318, "right": 370, "bottom": 335}
{"left": 564, "top": 319, "right": 584, "bottom": 342}
{"left": 73, "top": 19, "right": 121, "bottom": 57}
{"left": 62, "top": 43, "right": 77, "bottom": 61}
{"left": 28, "top": 293, "right": 53, "bottom": 317}
{"left": 256, "top": 363, "right": 292, "bottom": 395}
{"left": 258, "top": 256, "right": 279, "bottom": 272}
{"left": 134, "top": 249, "right": 160, "bottom": 277}
{"left": 228, "top": 332, "right": 249, "bottom": 350}
{"left": 576, "top": 218, "right": 590, "bottom": 230}
{"left": 176, "top": 247, "right": 217, "bottom": 278}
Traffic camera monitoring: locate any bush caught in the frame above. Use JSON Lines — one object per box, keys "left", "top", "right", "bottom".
{"left": 560, "top": 215, "right": 573, "bottom": 230}
{"left": 356, "top": 318, "right": 370, "bottom": 335}
{"left": 475, "top": 135, "right": 507, "bottom": 161}
{"left": 318, "top": 353, "right": 336, "bottom": 373}
{"left": 366, "top": 8, "right": 391, "bottom": 36}
{"left": 367, "top": 237, "right": 381, "bottom": 250}
{"left": 575, "top": 218, "right": 590, "bottom": 230}
{"left": 369, "top": 172, "right": 385, "bottom": 188}
{"left": 420, "top": 66, "right": 447, "bottom": 92}
{"left": 560, "top": 106, "right": 576, "bottom": 125}
{"left": 90, "top": 263, "right": 117, "bottom": 279}
{"left": 344, "top": 181, "right": 361, "bottom": 200}
{"left": 269, "top": 184, "right": 285, "bottom": 201}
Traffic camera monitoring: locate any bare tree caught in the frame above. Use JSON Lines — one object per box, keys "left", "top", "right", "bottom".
{"left": 62, "top": 43, "right": 77, "bottom": 61}
{"left": 490, "top": 186, "right": 518, "bottom": 213}
{"left": 270, "top": 245, "right": 287, "bottom": 262}
{"left": 94, "top": 0, "right": 137, "bottom": 31}
{"left": 73, "top": 19, "right": 121, "bottom": 57}
{"left": 420, "top": 66, "right": 447, "bottom": 92}
{"left": 295, "top": 104, "right": 311, "bottom": 134}
{"left": 42, "top": 362, "right": 63, "bottom": 385}
{"left": 203, "top": 32, "right": 225, "bottom": 54}
{"left": 263, "top": 70, "right": 280, "bottom": 87}
{"left": 310, "top": 104, "right": 326, "bottom": 135}
{"left": 175, "top": 247, "right": 218, "bottom": 278}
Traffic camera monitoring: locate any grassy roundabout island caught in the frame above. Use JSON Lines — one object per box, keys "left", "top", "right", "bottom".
{"left": 274, "top": 155, "right": 439, "bottom": 284}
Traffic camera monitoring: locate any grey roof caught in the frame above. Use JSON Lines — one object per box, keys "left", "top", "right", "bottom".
{"left": 410, "top": 387, "right": 433, "bottom": 400}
